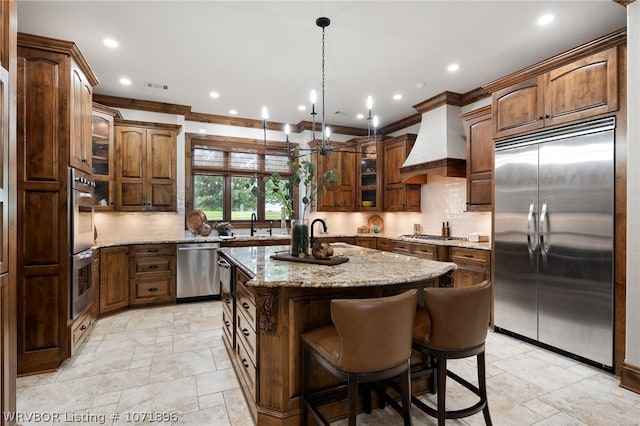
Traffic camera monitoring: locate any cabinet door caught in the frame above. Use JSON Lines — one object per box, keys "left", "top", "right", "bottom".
{"left": 464, "top": 108, "right": 493, "bottom": 211}
{"left": 315, "top": 150, "right": 339, "bottom": 211}
{"left": 92, "top": 109, "right": 114, "bottom": 210}
{"left": 0, "top": 65, "right": 7, "bottom": 274}
{"left": 335, "top": 149, "right": 355, "bottom": 211}
{"left": 492, "top": 76, "right": 544, "bottom": 139}
{"left": 146, "top": 128, "right": 176, "bottom": 211}
{"left": 383, "top": 140, "right": 405, "bottom": 186}
{"left": 544, "top": 47, "right": 618, "bottom": 128}
{"left": 99, "top": 246, "right": 129, "bottom": 314}
{"left": 69, "top": 64, "right": 92, "bottom": 173}
{"left": 115, "top": 126, "right": 146, "bottom": 211}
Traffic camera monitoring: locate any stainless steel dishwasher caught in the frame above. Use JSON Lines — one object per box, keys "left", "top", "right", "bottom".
{"left": 176, "top": 242, "right": 220, "bottom": 302}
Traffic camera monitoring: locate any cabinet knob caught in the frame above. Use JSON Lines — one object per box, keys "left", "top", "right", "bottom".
{"left": 241, "top": 359, "right": 250, "bottom": 368}
{"left": 242, "top": 302, "right": 250, "bottom": 309}
{"left": 242, "top": 328, "right": 250, "bottom": 336}
{"left": 148, "top": 287, "right": 159, "bottom": 292}
{"left": 80, "top": 324, "right": 87, "bottom": 331}
{"left": 148, "top": 264, "right": 158, "bottom": 269}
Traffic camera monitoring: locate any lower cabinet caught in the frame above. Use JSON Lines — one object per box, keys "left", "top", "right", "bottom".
{"left": 99, "top": 246, "right": 129, "bottom": 315}
{"left": 354, "top": 237, "right": 376, "bottom": 249}
{"left": 69, "top": 306, "right": 94, "bottom": 356}
{"left": 233, "top": 268, "right": 259, "bottom": 413}
{"left": 449, "top": 247, "right": 491, "bottom": 288}
{"left": 129, "top": 244, "right": 176, "bottom": 306}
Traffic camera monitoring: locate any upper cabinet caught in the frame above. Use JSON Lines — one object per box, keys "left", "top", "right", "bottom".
{"left": 92, "top": 103, "right": 120, "bottom": 211}
{"left": 115, "top": 119, "right": 181, "bottom": 212}
{"left": 382, "top": 134, "right": 421, "bottom": 212}
{"left": 355, "top": 137, "right": 382, "bottom": 211}
{"left": 461, "top": 106, "right": 493, "bottom": 212}
{"left": 312, "top": 141, "right": 356, "bottom": 212}
{"left": 492, "top": 47, "right": 618, "bottom": 140}
{"left": 69, "top": 63, "right": 93, "bottom": 173}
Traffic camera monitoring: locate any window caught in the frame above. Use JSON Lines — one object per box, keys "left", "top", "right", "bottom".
{"left": 186, "top": 134, "right": 296, "bottom": 226}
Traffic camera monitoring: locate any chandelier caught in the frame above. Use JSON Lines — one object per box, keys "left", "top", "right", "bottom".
{"left": 263, "top": 17, "right": 379, "bottom": 157}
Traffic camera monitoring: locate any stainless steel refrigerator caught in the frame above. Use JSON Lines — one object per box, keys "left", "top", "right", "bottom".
{"left": 494, "top": 116, "right": 614, "bottom": 369}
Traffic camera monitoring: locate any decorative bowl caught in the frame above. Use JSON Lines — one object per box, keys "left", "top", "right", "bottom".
{"left": 362, "top": 201, "right": 373, "bottom": 207}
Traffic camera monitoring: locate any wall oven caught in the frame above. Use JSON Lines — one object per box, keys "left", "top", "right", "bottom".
{"left": 69, "top": 168, "right": 96, "bottom": 320}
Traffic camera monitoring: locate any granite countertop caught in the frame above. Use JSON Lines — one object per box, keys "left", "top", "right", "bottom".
{"left": 93, "top": 231, "right": 490, "bottom": 251}
{"left": 221, "top": 243, "right": 456, "bottom": 289}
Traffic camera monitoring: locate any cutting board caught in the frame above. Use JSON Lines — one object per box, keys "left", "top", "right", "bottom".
{"left": 270, "top": 253, "right": 349, "bottom": 266}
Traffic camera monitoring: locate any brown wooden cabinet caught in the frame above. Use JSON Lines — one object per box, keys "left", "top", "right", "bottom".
{"left": 128, "top": 244, "right": 176, "bottom": 307}
{"left": 233, "top": 269, "right": 258, "bottom": 415}
{"left": 16, "top": 33, "right": 98, "bottom": 374}
{"left": 449, "top": 247, "right": 491, "bottom": 288}
{"left": 115, "top": 119, "right": 181, "bottom": 212}
{"left": 312, "top": 141, "right": 356, "bottom": 212}
{"left": 92, "top": 103, "right": 120, "bottom": 211}
{"left": 375, "top": 238, "right": 393, "bottom": 252}
{"left": 461, "top": 106, "right": 493, "bottom": 212}
{"left": 99, "top": 246, "right": 129, "bottom": 315}
{"left": 492, "top": 47, "right": 618, "bottom": 139}
{"left": 383, "top": 135, "right": 421, "bottom": 212}
{"left": 354, "top": 237, "right": 376, "bottom": 249}
{"left": 355, "top": 137, "right": 382, "bottom": 211}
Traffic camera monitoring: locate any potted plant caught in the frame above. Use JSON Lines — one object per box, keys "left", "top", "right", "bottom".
{"left": 262, "top": 150, "right": 337, "bottom": 256}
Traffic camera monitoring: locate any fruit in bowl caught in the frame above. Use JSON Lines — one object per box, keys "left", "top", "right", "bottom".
{"left": 362, "top": 201, "right": 373, "bottom": 207}
{"left": 311, "top": 242, "right": 334, "bottom": 259}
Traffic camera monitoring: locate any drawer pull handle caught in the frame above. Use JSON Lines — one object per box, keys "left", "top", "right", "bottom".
{"left": 464, "top": 254, "right": 474, "bottom": 258}
{"left": 242, "top": 328, "right": 250, "bottom": 337}
{"left": 224, "top": 299, "right": 231, "bottom": 304}
{"left": 241, "top": 359, "right": 249, "bottom": 368}
{"left": 148, "top": 264, "right": 158, "bottom": 269}
{"left": 80, "top": 324, "right": 87, "bottom": 331}
{"left": 149, "top": 287, "right": 159, "bottom": 292}
{"left": 225, "top": 320, "right": 231, "bottom": 327}
{"left": 242, "top": 302, "right": 250, "bottom": 309}
{"left": 148, "top": 249, "right": 159, "bottom": 252}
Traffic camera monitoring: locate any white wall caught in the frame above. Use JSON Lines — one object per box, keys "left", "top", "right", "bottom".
{"left": 626, "top": 1, "right": 639, "bottom": 368}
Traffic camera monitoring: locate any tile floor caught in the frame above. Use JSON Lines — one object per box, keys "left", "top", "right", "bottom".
{"left": 15, "top": 301, "right": 640, "bottom": 425}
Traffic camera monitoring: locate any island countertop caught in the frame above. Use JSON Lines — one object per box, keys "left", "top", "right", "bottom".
{"left": 220, "top": 243, "right": 456, "bottom": 288}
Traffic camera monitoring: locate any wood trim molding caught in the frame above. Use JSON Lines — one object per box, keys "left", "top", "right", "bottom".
{"left": 620, "top": 362, "right": 640, "bottom": 394}
{"left": 94, "top": 94, "right": 192, "bottom": 116}
{"left": 92, "top": 102, "right": 122, "bottom": 118}
{"left": 613, "top": 0, "right": 635, "bottom": 6}
{"left": 17, "top": 32, "right": 99, "bottom": 86}
{"left": 114, "top": 118, "right": 182, "bottom": 133}
{"left": 379, "top": 113, "right": 421, "bottom": 135}
{"left": 459, "top": 104, "right": 492, "bottom": 121}
{"left": 483, "top": 27, "right": 627, "bottom": 93}
{"left": 412, "top": 91, "right": 463, "bottom": 114}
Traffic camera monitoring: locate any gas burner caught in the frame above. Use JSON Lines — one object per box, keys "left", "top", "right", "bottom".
{"left": 402, "top": 234, "right": 467, "bottom": 241}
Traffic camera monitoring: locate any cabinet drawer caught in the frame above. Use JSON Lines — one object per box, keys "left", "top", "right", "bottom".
{"left": 130, "top": 276, "right": 175, "bottom": 306}
{"left": 376, "top": 238, "right": 393, "bottom": 252}
{"left": 392, "top": 241, "right": 413, "bottom": 255}
{"left": 70, "top": 308, "right": 93, "bottom": 356}
{"left": 237, "top": 282, "right": 257, "bottom": 331}
{"left": 412, "top": 243, "right": 438, "bottom": 260}
{"left": 236, "top": 311, "right": 257, "bottom": 366}
{"left": 449, "top": 247, "right": 490, "bottom": 265}
{"left": 236, "top": 339, "right": 257, "bottom": 403}
{"left": 130, "top": 256, "right": 175, "bottom": 277}
{"left": 129, "top": 244, "right": 175, "bottom": 257}
{"left": 222, "top": 308, "right": 234, "bottom": 349}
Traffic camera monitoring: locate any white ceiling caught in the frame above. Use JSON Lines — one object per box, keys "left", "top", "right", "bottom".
{"left": 16, "top": 1, "right": 627, "bottom": 131}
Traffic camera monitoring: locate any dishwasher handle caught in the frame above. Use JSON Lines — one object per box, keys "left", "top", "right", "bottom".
{"left": 218, "top": 258, "right": 231, "bottom": 269}
{"left": 177, "top": 245, "right": 220, "bottom": 251}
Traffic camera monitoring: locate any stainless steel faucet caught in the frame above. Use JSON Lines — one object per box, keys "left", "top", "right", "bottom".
{"left": 310, "top": 218, "right": 327, "bottom": 247}
{"left": 250, "top": 212, "right": 257, "bottom": 236}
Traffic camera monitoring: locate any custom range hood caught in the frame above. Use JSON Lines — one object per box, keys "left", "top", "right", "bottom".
{"left": 399, "top": 92, "right": 467, "bottom": 183}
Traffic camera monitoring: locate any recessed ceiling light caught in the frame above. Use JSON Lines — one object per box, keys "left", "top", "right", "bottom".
{"left": 298, "top": 105, "right": 306, "bottom": 111}
{"left": 356, "top": 113, "right": 364, "bottom": 119}
{"left": 537, "top": 14, "right": 555, "bottom": 26}
{"left": 209, "top": 91, "right": 220, "bottom": 99}
{"left": 393, "top": 94, "right": 403, "bottom": 101}
{"left": 119, "top": 77, "right": 131, "bottom": 85}
{"left": 229, "top": 109, "right": 238, "bottom": 115}
{"left": 447, "top": 63, "right": 460, "bottom": 72}
{"left": 103, "top": 38, "right": 118, "bottom": 48}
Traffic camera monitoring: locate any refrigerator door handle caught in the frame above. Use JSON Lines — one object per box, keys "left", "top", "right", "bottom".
{"left": 539, "top": 199, "right": 549, "bottom": 266}
{"left": 527, "top": 200, "right": 538, "bottom": 264}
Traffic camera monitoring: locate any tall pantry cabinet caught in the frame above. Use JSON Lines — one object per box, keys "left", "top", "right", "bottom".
{"left": 16, "top": 33, "right": 98, "bottom": 374}
{"left": 0, "top": 0, "right": 17, "bottom": 418}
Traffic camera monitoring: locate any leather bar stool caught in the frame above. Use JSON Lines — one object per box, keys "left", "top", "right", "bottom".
{"left": 300, "top": 289, "right": 418, "bottom": 426}
{"left": 412, "top": 281, "right": 492, "bottom": 426}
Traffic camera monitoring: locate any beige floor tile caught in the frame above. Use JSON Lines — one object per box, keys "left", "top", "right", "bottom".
{"left": 99, "top": 366, "right": 151, "bottom": 394}
{"left": 173, "top": 329, "right": 223, "bottom": 353}
{"left": 132, "top": 341, "right": 173, "bottom": 360}
{"left": 199, "top": 391, "right": 226, "bottom": 409}
{"left": 195, "top": 368, "right": 240, "bottom": 396}
{"left": 532, "top": 411, "right": 589, "bottom": 425}
{"left": 149, "top": 348, "right": 216, "bottom": 383}
{"left": 174, "top": 405, "right": 231, "bottom": 425}
{"left": 117, "top": 376, "right": 199, "bottom": 415}
{"left": 223, "top": 387, "right": 253, "bottom": 426}
{"left": 17, "top": 375, "right": 104, "bottom": 414}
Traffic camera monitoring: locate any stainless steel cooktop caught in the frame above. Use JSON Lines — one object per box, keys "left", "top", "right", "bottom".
{"left": 401, "top": 234, "right": 467, "bottom": 241}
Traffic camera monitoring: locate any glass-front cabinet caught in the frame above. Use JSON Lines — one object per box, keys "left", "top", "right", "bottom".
{"left": 357, "top": 138, "right": 381, "bottom": 211}
{"left": 91, "top": 103, "right": 120, "bottom": 210}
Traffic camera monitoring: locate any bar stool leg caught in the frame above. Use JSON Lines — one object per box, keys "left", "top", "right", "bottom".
{"left": 347, "top": 372, "right": 358, "bottom": 426}
{"left": 436, "top": 356, "right": 447, "bottom": 426}
{"left": 478, "top": 352, "right": 492, "bottom": 426}
{"left": 400, "top": 361, "right": 413, "bottom": 426}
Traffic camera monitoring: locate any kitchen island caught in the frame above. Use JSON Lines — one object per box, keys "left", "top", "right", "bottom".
{"left": 219, "top": 243, "right": 455, "bottom": 425}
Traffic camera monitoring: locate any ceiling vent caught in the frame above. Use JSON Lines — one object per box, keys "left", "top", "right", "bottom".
{"left": 144, "top": 81, "right": 169, "bottom": 90}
